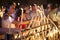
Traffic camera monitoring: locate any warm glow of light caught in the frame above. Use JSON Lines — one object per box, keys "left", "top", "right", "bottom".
{"left": 44, "top": 38, "right": 46, "bottom": 40}
{"left": 2, "top": 6, "right": 3, "bottom": 8}
{"left": 56, "top": 27, "right": 58, "bottom": 30}
{"left": 53, "top": 29, "right": 58, "bottom": 34}
{"left": 13, "top": 2, "right": 16, "bottom": 6}
{"left": 38, "top": 5, "right": 40, "bottom": 8}
{"left": 49, "top": 32, "right": 53, "bottom": 37}
{"left": 11, "top": 24, "right": 15, "bottom": 28}
{"left": 37, "top": 33, "right": 40, "bottom": 35}
{"left": 18, "top": 35, "right": 21, "bottom": 38}
{"left": 30, "top": 5, "right": 32, "bottom": 8}
{"left": 0, "top": 12, "right": 3, "bottom": 17}
{"left": 18, "top": 3, "right": 20, "bottom": 5}
{"left": 21, "top": 8, "right": 23, "bottom": 15}
{"left": 32, "top": 36, "right": 34, "bottom": 39}
{"left": 9, "top": 16, "right": 12, "bottom": 22}
{"left": 30, "top": 5, "right": 32, "bottom": 11}
{"left": 14, "top": 35, "right": 17, "bottom": 39}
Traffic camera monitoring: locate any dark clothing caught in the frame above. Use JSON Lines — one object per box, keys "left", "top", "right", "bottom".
{"left": 44, "top": 9, "right": 50, "bottom": 17}
{"left": 0, "top": 17, "right": 2, "bottom": 28}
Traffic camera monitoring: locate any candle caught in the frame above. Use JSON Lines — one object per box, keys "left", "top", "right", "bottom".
{"left": 27, "top": 15, "right": 34, "bottom": 28}
{"left": 20, "top": 8, "right": 23, "bottom": 29}
{"left": 9, "top": 16, "right": 12, "bottom": 22}
{"left": 44, "top": 38, "right": 46, "bottom": 40}
{"left": 47, "top": 19, "right": 49, "bottom": 24}
{"left": 18, "top": 3, "right": 20, "bottom": 6}
{"left": 53, "top": 29, "right": 58, "bottom": 40}
{"left": 49, "top": 32, "right": 53, "bottom": 37}
{"left": 8, "top": 16, "right": 12, "bottom": 33}
{"left": 0, "top": 11, "right": 4, "bottom": 18}
{"left": 14, "top": 34, "right": 18, "bottom": 39}
{"left": 18, "top": 17, "right": 20, "bottom": 21}
{"left": 21, "top": 8, "right": 23, "bottom": 15}
{"left": 30, "top": 5, "right": 32, "bottom": 11}
{"left": 32, "top": 16, "right": 36, "bottom": 27}
{"left": 18, "top": 8, "right": 23, "bottom": 39}
{"left": 44, "top": 15, "right": 46, "bottom": 24}
{"left": 38, "top": 5, "right": 40, "bottom": 8}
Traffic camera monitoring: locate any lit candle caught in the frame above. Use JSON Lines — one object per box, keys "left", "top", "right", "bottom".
{"left": 30, "top": 5, "right": 32, "bottom": 11}
{"left": 47, "top": 19, "right": 49, "bottom": 24}
{"left": 27, "top": 15, "right": 34, "bottom": 28}
{"left": 18, "top": 17, "right": 20, "bottom": 21}
{"left": 9, "top": 16, "right": 12, "bottom": 22}
{"left": 37, "top": 5, "right": 40, "bottom": 8}
{"left": 14, "top": 34, "right": 18, "bottom": 39}
{"left": 49, "top": 32, "right": 53, "bottom": 38}
{"left": 2, "top": 6, "right": 3, "bottom": 9}
{"left": 44, "top": 15, "right": 46, "bottom": 24}
{"left": 21, "top": 8, "right": 23, "bottom": 15}
{"left": 18, "top": 3, "right": 20, "bottom": 6}
{"left": 19, "top": 8, "right": 23, "bottom": 39}
{"left": 0, "top": 11, "right": 3, "bottom": 18}
{"left": 32, "top": 16, "right": 36, "bottom": 27}
{"left": 53, "top": 29, "right": 58, "bottom": 40}
{"left": 44, "top": 38, "right": 46, "bottom": 40}
{"left": 8, "top": 16, "right": 12, "bottom": 33}
{"left": 20, "top": 8, "right": 23, "bottom": 29}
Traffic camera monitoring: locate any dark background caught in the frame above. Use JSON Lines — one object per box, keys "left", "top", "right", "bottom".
{"left": 0, "top": 0, "right": 60, "bottom": 7}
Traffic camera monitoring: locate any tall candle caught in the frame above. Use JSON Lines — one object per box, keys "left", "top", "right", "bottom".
{"left": 19, "top": 8, "right": 23, "bottom": 39}
{"left": 9, "top": 16, "right": 12, "bottom": 22}
{"left": 30, "top": 5, "right": 32, "bottom": 11}
{"left": 20, "top": 8, "right": 23, "bottom": 29}
{"left": 47, "top": 19, "right": 49, "bottom": 24}
{"left": 9, "top": 16, "right": 12, "bottom": 34}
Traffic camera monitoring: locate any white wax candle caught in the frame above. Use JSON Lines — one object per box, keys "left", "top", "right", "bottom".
{"left": 20, "top": 8, "right": 23, "bottom": 25}
{"left": 18, "top": 3, "right": 20, "bottom": 6}
{"left": 30, "top": 5, "right": 32, "bottom": 11}
{"left": 8, "top": 16, "right": 12, "bottom": 33}
{"left": 21, "top": 8, "right": 23, "bottom": 15}
{"left": 19, "top": 8, "right": 23, "bottom": 37}
{"left": 9, "top": 16, "right": 12, "bottom": 22}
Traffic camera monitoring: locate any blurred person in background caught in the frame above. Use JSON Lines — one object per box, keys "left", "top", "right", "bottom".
{"left": 0, "top": 8, "right": 2, "bottom": 28}
{"left": 44, "top": 3, "right": 52, "bottom": 17}
{"left": 58, "top": 4, "right": 60, "bottom": 11}
{"left": 49, "top": 4, "right": 58, "bottom": 26}
{"left": 23, "top": 5, "right": 32, "bottom": 21}
{"left": 30, "top": 4, "right": 38, "bottom": 18}
{"left": 2, "top": 2, "right": 20, "bottom": 28}
{"left": 56, "top": 4, "right": 60, "bottom": 26}
{"left": 0, "top": 7, "right": 5, "bottom": 18}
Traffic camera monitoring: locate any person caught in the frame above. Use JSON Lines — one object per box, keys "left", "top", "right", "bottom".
{"left": 0, "top": 8, "right": 2, "bottom": 28}
{"left": 0, "top": 16, "right": 2, "bottom": 28}
{"left": 16, "top": 8, "right": 29, "bottom": 29}
{"left": 30, "top": 4, "right": 38, "bottom": 18}
{"left": 2, "top": 2, "right": 20, "bottom": 28}
{"left": 24, "top": 5, "right": 31, "bottom": 20}
{"left": 58, "top": 4, "right": 60, "bottom": 11}
{"left": 44, "top": 3, "right": 52, "bottom": 17}
{"left": 56, "top": 4, "right": 60, "bottom": 26}
{"left": 29, "top": 4, "right": 42, "bottom": 27}
{"left": 49, "top": 4, "right": 58, "bottom": 26}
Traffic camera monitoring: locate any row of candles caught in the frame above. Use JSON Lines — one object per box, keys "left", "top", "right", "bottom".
{"left": 13, "top": 6, "right": 59, "bottom": 40}
{"left": 14, "top": 24, "right": 59, "bottom": 40}
{"left": 7, "top": 5, "right": 59, "bottom": 40}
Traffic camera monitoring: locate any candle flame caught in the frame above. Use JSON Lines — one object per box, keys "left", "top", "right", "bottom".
{"left": 9, "top": 16, "right": 12, "bottom": 22}
{"left": 14, "top": 35, "right": 18, "bottom": 39}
